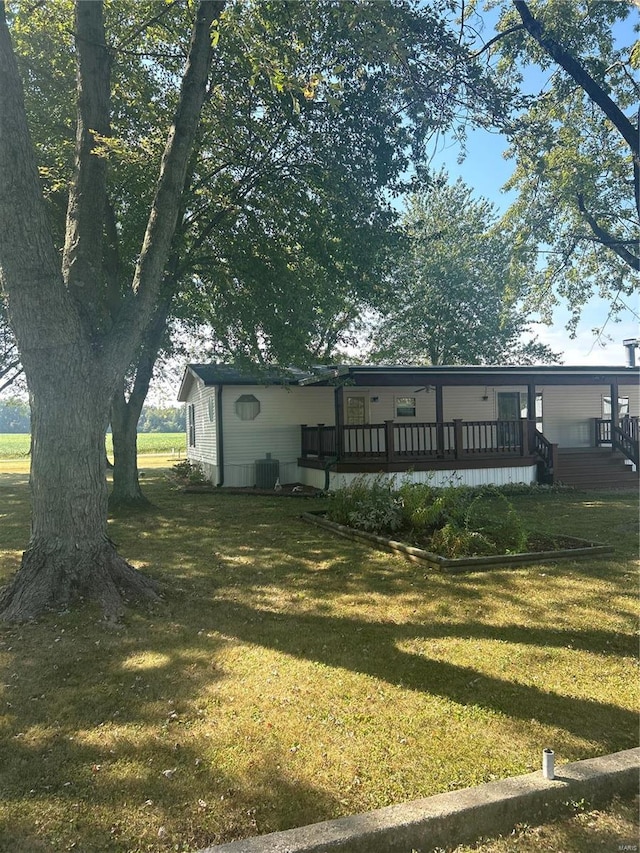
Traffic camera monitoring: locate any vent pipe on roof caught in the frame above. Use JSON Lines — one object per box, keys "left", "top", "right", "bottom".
{"left": 623, "top": 339, "right": 639, "bottom": 368}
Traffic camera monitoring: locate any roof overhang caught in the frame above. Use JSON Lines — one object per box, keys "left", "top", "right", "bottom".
{"left": 299, "top": 364, "right": 640, "bottom": 387}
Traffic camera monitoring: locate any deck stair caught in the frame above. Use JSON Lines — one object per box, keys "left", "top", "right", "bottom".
{"left": 555, "top": 448, "right": 639, "bottom": 489}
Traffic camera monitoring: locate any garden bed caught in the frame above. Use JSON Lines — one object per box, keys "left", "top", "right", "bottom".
{"left": 300, "top": 510, "right": 613, "bottom": 571}
{"left": 182, "top": 482, "right": 323, "bottom": 497}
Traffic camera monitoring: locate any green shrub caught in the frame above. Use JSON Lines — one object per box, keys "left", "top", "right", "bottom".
{"left": 398, "top": 483, "right": 475, "bottom": 537}
{"left": 429, "top": 522, "right": 496, "bottom": 557}
{"left": 328, "top": 479, "right": 530, "bottom": 557}
{"left": 171, "top": 460, "right": 208, "bottom": 484}
{"left": 327, "top": 475, "right": 403, "bottom": 534}
{"left": 464, "top": 488, "right": 528, "bottom": 554}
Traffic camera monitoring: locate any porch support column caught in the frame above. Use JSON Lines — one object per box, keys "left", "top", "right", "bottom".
{"left": 527, "top": 383, "right": 536, "bottom": 423}
{"left": 610, "top": 381, "right": 619, "bottom": 451}
{"left": 527, "top": 382, "right": 537, "bottom": 453}
{"left": 334, "top": 385, "right": 344, "bottom": 460}
{"left": 435, "top": 384, "right": 444, "bottom": 456}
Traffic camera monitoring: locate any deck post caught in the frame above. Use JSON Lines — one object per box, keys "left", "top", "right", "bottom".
{"left": 301, "top": 424, "right": 307, "bottom": 458}
{"left": 549, "top": 443, "right": 559, "bottom": 484}
{"left": 610, "top": 381, "right": 619, "bottom": 453}
{"left": 521, "top": 418, "right": 530, "bottom": 456}
{"left": 435, "top": 384, "right": 444, "bottom": 456}
{"left": 453, "top": 419, "right": 463, "bottom": 459}
{"left": 384, "top": 420, "right": 395, "bottom": 463}
{"left": 334, "top": 387, "right": 344, "bottom": 461}
{"left": 527, "top": 382, "right": 536, "bottom": 423}
{"left": 317, "top": 424, "right": 324, "bottom": 458}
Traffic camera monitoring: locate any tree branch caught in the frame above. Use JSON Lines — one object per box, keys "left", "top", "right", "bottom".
{"left": 577, "top": 193, "right": 640, "bottom": 272}
{"left": 62, "top": 1, "right": 112, "bottom": 334}
{"left": 513, "top": 0, "right": 638, "bottom": 157}
{"left": 0, "top": 3, "right": 83, "bottom": 367}
{"left": 106, "top": 1, "right": 224, "bottom": 372}
{"left": 471, "top": 24, "right": 525, "bottom": 59}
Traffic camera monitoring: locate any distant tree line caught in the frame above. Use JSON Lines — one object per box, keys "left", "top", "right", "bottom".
{"left": 0, "top": 399, "right": 184, "bottom": 434}
{"left": 137, "top": 406, "right": 185, "bottom": 433}
{"left": 0, "top": 398, "right": 29, "bottom": 432}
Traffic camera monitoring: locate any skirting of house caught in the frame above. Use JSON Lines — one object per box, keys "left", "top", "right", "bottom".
{"left": 298, "top": 462, "right": 539, "bottom": 491}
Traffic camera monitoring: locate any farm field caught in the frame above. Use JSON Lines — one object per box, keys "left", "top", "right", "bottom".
{"left": 0, "top": 432, "right": 186, "bottom": 459}
{"left": 0, "top": 473, "right": 637, "bottom": 852}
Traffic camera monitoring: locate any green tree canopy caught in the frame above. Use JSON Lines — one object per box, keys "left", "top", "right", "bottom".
{"left": 367, "top": 176, "right": 560, "bottom": 365}
{"left": 485, "top": 0, "right": 639, "bottom": 330}
{"left": 0, "top": 0, "right": 511, "bottom": 619}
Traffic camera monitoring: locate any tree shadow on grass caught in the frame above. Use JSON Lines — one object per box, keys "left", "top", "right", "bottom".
{"left": 0, "top": 728, "right": 340, "bottom": 852}
{"left": 209, "top": 600, "right": 638, "bottom": 755}
{"left": 0, "top": 615, "right": 341, "bottom": 852}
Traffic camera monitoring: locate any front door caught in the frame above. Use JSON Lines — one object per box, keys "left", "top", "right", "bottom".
{"left": 497, "top": 392, "right": 521, "bottom": 448}
{"left": 345, "top": 395, "right": 367, "bottom": 425}
{"left": 344, "top": 395, "right": 369, "bottom": 455}
{"left": 497, "top": 391, "right": 521, "bottom": 421}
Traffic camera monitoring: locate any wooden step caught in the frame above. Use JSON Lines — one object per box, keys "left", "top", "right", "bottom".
{"left": 555, "top": 449, "right": 638, "bottom": 488}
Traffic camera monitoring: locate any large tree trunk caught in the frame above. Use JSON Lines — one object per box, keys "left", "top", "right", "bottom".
{"left": 0, "top": 365, "right": 159, "bottom": 621}
{"left": 109, "top": 295, "right": 173, "bottom": 508}
{"left": 0, "top": 2, "right": 222, "bottom": 621}
{"left": 110, "top": 383, "right": 148, "bottom": 508}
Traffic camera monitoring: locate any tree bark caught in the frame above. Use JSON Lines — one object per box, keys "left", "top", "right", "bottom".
{"left": 0, "top": 2, "right": 223, "bottom": 621}
{"left": 109, "top": 291, "right": 173, "bottom": 507}
{"left": 110, "top": 384, "right": 148, "bottom": 508}
{"left": 0, "top": 359, "right": 159, "bottom": 621}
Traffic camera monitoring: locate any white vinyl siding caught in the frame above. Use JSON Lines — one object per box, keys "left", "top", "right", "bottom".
{"left": 540, "top": 384, "right": 640, "bottom": 447}
{"left": 221, "top": 385, "right": 334, "bottom": 487}
{"left": 183, "top": 380, "right": 218, "bottom": 466}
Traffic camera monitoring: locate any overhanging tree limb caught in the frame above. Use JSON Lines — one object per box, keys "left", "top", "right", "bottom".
{"left": 513, "top": 0, "right": 638, "bottom": 158}
{"left": 577, "top": 193, "right": 640, "bottom": 272}
{"left": 62, "top": 1, "right": 111, "bottom": 334}
{"left": 114, "top": 0, "right": 225, "bottom": 355}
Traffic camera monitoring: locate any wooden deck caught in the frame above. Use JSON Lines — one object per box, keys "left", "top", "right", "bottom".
{"left": 300, "top": 418, "right": 639, "bottom": 487}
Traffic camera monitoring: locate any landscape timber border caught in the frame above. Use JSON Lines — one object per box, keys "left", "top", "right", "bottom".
{"left": 199, "top": 748, "right": 639, "bottom": 853}
{"left": 300, "top": 510, "right": 613, "bottom": 571}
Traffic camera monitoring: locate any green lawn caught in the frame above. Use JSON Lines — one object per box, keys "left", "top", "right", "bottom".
{"left": 0, "top": 472, "right": 637, "bottom": 852}
{"left": 0, "top": 432, "right": 186, "bottom": 459}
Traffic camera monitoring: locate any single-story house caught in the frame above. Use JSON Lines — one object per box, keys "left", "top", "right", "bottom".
{"left": 177, "top": 357, "right": 640, "bottom": 491}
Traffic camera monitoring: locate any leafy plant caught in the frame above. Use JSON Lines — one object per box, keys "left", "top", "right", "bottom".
{"left": 327, "top": 475, "right": 403, "bottom": 534}
{"left": 171, "top": 460, "right": 208, "bottom": 485}
{"left": 329, "top": 480, "right": 531, "bottom": 558}
{"left": 429, "top": 523, "right": 496, "bottom": 558}
{"left": 464, "top": 488, "right": 528, "bottom": 554}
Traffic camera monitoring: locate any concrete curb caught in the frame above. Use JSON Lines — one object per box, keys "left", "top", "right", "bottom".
{"left": 199, "top": 748, "right": 639, "bottom": 853}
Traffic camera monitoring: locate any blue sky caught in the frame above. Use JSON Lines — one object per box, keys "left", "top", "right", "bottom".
{"left": 429, "top": 123, "right": 638, "bottom": 367}
{"left": 425, "top": 8, "right": 639, "bottom": 368}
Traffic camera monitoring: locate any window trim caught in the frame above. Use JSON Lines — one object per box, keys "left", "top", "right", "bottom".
{"left": 187, "top": 403, "right": 196, "bottom": 447}
{"left": 234, "top": 394, "right": 261, "bottom": 421}
{"left": 395, "top": 395, "right": 417, "bottom": 418}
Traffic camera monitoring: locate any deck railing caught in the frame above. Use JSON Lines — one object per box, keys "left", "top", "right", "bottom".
{"left": 595, "top": 416, "right": 639, "bottom": 467}
{"left": 595, "top": 418, "right": 612, "bottom": 445}
{"left": 613, "top": 418, "right": 639, "bottom": 467}
{"left": 301, "top": 419, "right": 530, "bottom": 464}
{"left": 534, "top": 429, "right": 558, "bottom": 483}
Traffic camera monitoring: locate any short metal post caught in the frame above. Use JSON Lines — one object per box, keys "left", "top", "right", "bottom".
{"left": 542, "top": 748, "right": 555, "bottom": 780}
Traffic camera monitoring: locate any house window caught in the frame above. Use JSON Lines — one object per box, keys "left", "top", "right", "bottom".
{"left": 395, "top": 396, "right": 416, "bottom": 418}
{"left": 235, "top": 394, "right": 260, "bottom": 421}
{"left": 603, "top": 396, "right": 629, "bottom": 419}
{"left": 207, "top": 397, "right": 215, "bottom": 422}
{"left": 187, "top": 404, "right": 196, "bottom": 447}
